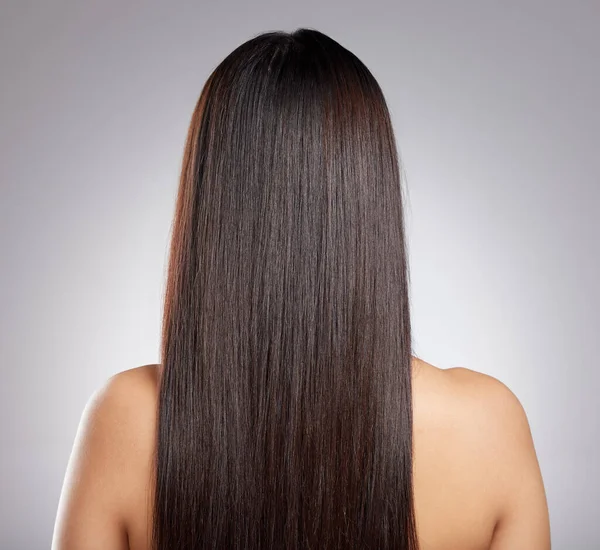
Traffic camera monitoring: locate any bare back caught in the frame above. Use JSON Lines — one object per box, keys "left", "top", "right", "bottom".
{"left": 53, "top": 357, "right": 551, "bottom": 550}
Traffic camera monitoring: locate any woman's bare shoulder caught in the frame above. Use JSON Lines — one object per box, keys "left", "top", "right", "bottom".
{"left": 91, "top": 363, "right": 160, "bottom": 447}
{"left": 97, "top": 363, "right": 160, "bottom": 472}
{"left": 108, "top": 362, "right": 160, "bottom": 392}
{"left": 411, "top": 357, "right": 550, "bottom": 549}
{"left": 413, "top": 357, "right": 538, "bottom": 474}
{"left": 413, "top": 357, "right": 529, "bottom": 426}
{"left": 52, "top": 364, "right": 160, "bottom": 549}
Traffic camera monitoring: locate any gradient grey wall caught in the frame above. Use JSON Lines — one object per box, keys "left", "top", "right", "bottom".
{"left": 1, "top": 1, "right": 598, "bottom": 548}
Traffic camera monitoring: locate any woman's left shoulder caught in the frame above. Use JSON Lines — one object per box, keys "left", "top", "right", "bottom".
{"left": 52, "top": 364, "right": 160, "bottom": 549}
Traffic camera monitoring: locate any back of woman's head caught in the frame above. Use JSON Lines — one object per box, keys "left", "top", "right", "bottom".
{"left": 154, "top": 28, "right": 417, "bottom": 550}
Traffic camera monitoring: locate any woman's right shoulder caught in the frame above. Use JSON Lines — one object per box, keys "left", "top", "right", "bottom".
{"left": 413, "top": 359, "right": 551, "bottom": 549}
{"left": 414, "top": 359, "right": 532, "bottom": 431}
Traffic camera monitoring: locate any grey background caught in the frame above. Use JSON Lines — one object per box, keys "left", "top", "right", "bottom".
{"left": 1, "top": 1, "right": 598, "bottom": 548}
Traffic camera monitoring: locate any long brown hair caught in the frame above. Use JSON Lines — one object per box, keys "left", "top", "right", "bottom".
{"left": 153, "top": 28, "right": 418, "bottom": 549}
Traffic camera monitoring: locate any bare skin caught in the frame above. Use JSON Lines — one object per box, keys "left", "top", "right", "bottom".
{"left": 52, "top": 356, "right": 551, "bottom": 549}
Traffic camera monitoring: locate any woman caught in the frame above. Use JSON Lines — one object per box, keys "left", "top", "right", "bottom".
{"left": 52, "top": 28, "right": 551, "bottom": 549}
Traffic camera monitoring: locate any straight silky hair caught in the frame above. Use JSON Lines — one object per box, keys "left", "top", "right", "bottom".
{"left": 153, "top": 28, "right": 418, "bottom": 549}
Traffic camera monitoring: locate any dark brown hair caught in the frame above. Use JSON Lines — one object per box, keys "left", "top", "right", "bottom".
{"left": 153, "top": 28, "right": 418, "bottom": 549}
